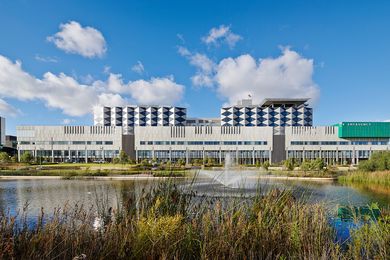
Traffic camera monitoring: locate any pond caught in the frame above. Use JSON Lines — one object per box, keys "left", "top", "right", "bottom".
{"left": 0, "top": 171, "right": 388, "bottom": 221}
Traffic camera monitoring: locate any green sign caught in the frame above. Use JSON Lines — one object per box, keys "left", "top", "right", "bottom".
{"left": 337, "top": 122, "right": 390, "bottom": 138}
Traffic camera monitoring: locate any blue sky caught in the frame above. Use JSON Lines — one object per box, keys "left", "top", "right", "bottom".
{"left": 0, "top": 0, "right": 390, "bottom": 134}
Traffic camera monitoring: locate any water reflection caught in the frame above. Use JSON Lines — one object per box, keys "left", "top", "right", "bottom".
{"left": 0, "top": 175, "right": 388, "bottom": 222}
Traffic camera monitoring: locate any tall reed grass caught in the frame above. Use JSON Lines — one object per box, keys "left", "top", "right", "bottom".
{"left": 338, "top": 170, "right": 390, "bottom": 187}
{"left": 0, "top": 180, "right": 388, "bottom": 259}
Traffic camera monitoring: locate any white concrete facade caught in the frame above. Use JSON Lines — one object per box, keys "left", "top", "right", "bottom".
{"left": 17, "top": 126, "right": 124, "bottom": 162}
{"left": 285, "top": 126, "right": 390, "bottom": 164}
{"left": 16, "top": 124, "right": 390, "bottom": 165}
{"left": 134, "top": 126, "right": 273, "bottom": 164}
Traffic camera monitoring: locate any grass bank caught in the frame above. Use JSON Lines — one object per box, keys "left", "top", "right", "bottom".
{"left": 0, "top": 163, "right": 190, "bottom": 178}
{"left": 267, "top": 169, "right": 339, "bottom": 178}
{"left": 338, "top": 170, "right": 390, "bottom": 187}
{"left": 0, "top": 182, "right": 388, "bottom": 259}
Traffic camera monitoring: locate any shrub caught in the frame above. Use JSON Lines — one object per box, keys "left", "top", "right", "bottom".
{"left": 20, "top": 151, "right": 33, "bottom": 163}
{"left": 262, "top": 161, "right": 270, "bottom": 170}
{"left": 358, "top": 151, "right": 390, "bottom": 172}
{"left": 119, "top": 150, "right": 128, "bottom": 164}
{"left": 300, "top": 159, "right": 326, "bottom": 172}
{"left": 0, "top": 152, "right": 10, "bottom": 163}
{"left": 283, "top": 158, "right": 295, "bottom": 171}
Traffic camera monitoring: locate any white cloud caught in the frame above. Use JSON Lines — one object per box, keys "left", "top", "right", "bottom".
{"left": 0, "top": 55, "right": 184, "bottom": 116}
{"left": 131, "top": 61, "right": 145, "bottom": 75}
{"left": 0, "top": 98, "right": 20, "bottom": 117}
{"left": 177, "top": 33, "right": 185, "bottom": 43}
{"left": 103, "top": 73, "right": 184, "bottom": 105}
{"left": 178, "top": 47, "right": 216, "bottom": 87}
{"left": 215, "top": 47, "right": 320, "bottom": 105}
{"left": 61, "top": 118, "right": 75, "bottom": 125}
{"left": 35, "top": 54, "right": 58, "bottom": 63}
{"left": 47, "top": 21, "right": 107, "bottom": 58}
{"left": 202, "top": 25, "right": 242, "bottom": 48}
{"left": 127, "top": 76, "right": 184, "bottom": 105}
{"left": 103, "top": 65, "right": 111, "bottom": 74}
{"left": 80, "top": 74, "right": 94, "bottom": 84}
{"left": 180, "top": 46, "right": 319, "bottom": 105}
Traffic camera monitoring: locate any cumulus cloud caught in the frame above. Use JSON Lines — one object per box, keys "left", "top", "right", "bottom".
{"left": 180, "top": 46, "right": 319, "bottom": 105}
{"left": 202, "top": 25, "right": 242, "bottom": 48}
{"left": 215, "top": 47, "right": 319, "bottom": 105}
{"left": 178, "top": 47, "right": 216, "bottom": 87}
{"left": 35, "top": 54, "right": 58, "bottom": 63}
{"left": 131, "top": 61, "right": 145, "bottom": 75}
{"left": 127, "top": 76, "right": 184, "bottom": 105}
{"left": 0, "top": 55, "right": 184, "bottom": 116}
{"left": 0, "top": 98, "right": 20, "bottom": 117}
{"left": 61, "top": 118, "right": 75, "bottom": 125}
{"left": 47, "top": 21, "right": 107, "bottom": 58}
{"left": 101, "top": 73, "right": 184, "bottom": 105}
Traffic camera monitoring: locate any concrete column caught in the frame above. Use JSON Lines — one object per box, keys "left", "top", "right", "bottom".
{"left": 85, "top": 146, "right": 88, "bottom": 163}
{"left": 219, "top": 147, "right": 222, "bottom": 164}
{"left": 252, "top": 147, "right": 255, "bottom": 165}
{"left": 302, "top": 147, "right": 305, "bottom": 162}
{"left": 185, "top": 148, "right": 189, "bottom": 165}
{"left": 236, "top": 147, "right": 238, "bottom": 165}
{"left": 18, "top": 148, "right": 21, "bottom": 162}
{"left": 269, "top": 148, "right": 272, "bottom": 164}
{"left": 169, "top": 147, "right": 172, "bottom": 162}
{"left": 135, "top": 149, "right": 138, "bottom": 163}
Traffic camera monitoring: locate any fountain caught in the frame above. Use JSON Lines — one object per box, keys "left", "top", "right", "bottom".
{"left": 199, "top": 152, "right": 260, "bottom": 189}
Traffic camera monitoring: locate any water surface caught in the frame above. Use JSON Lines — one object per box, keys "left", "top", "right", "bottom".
{"left": 0, "top": 172, "right": 388, "bottom": 220}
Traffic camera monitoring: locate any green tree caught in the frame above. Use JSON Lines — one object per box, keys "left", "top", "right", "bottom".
{"left": 11, "top": 154, "right": 18, "bottom": 163}
{"left": 119, "top": 150, "right": 128, "bottom": 164}
{"left": 284, "top": 158, "right": 295, "bottom": 171}
{"left": 165, "top": 160, "right": 172, "bottom": 169}
{"left": 207, "top": 158, "right": 215, "bottom": 167}
{"left": 20, "top": 151, "right": 33, "bottom": 163}
{"left": 300, "top": 161, "right": 312, "bottom": 172}
{"left": 262, "top": 161, "right": 270, "bottom": 171}
{"left": 140, "top": 159, "right": 149, "bottom": 167}
{"left": 313, "top": 158, "right": 326, "bottom": 171}
{"left": 358, "top": 151, "right": 390, "bottom": 171}
{"left": 176, "top": 158, "right": 185, "bottom": 167}
{"left": 0, "top": 152, "right": 10, "bottom": 163}
{"left": 255, "top": 160, "right": 261, "bottom": 168}
{"left": 112, "top": 157, "right": 120, "bottom": 164}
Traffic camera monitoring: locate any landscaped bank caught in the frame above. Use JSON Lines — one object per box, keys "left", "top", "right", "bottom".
{"left": 338, "top": 170, "right": 390, "bottom": 187}
{"left": 0, "top": 182, "right": 388, "bottom": 259}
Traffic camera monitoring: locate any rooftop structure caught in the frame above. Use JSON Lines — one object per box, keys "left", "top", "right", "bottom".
{"left": 221, "top": 98, "right": 312, "bottom": 127}
{"left": 94, "top": 105, "right": 187, "bottom": 127}
{"left": 259, "top": 98, "right": 310, "bottom": 108}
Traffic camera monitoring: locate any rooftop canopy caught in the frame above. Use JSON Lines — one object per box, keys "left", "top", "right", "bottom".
{"left": 259, "top": 98, "right": 310, "bottom": 107}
